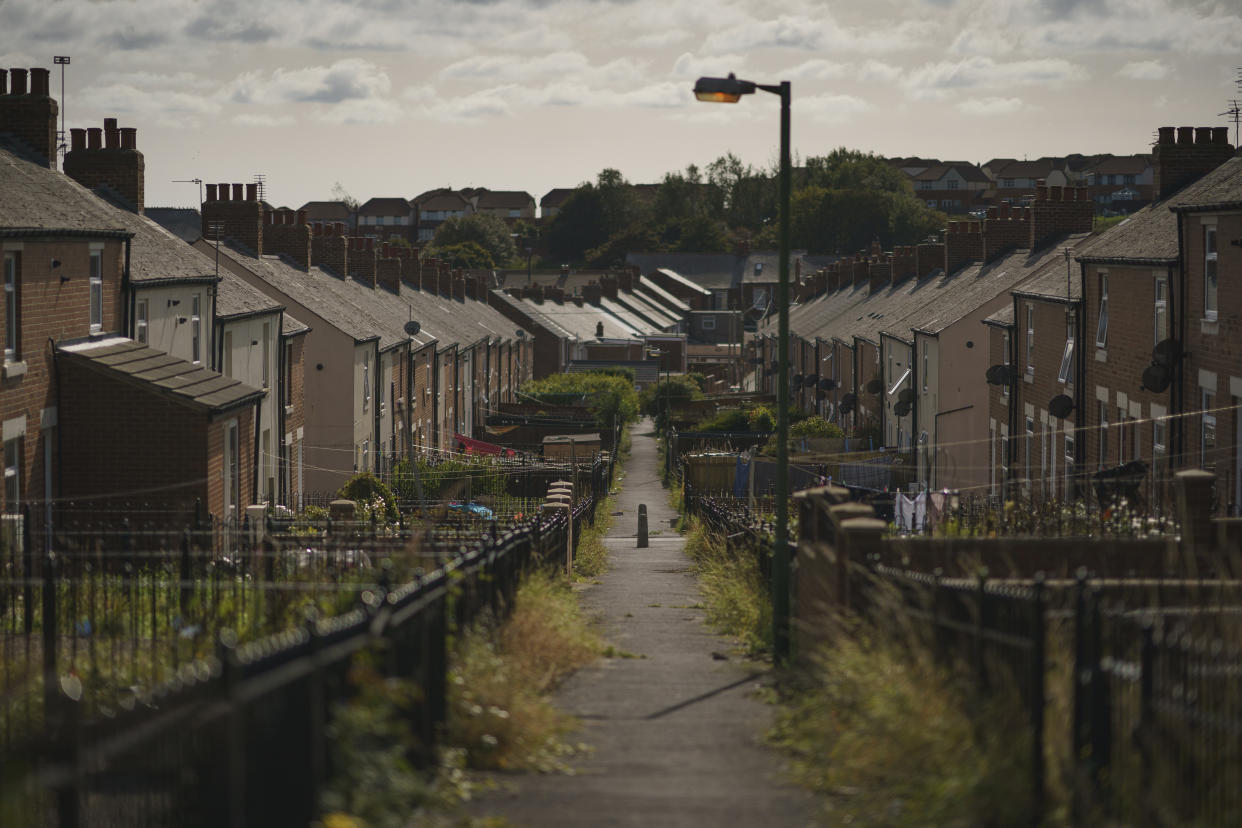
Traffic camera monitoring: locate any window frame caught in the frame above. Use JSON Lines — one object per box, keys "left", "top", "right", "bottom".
{"left": 1001, "top": 329, "right": 1010, "bottom": 398}
{"left": 89, "top": 251, "right": 103, "bottom": 333}
{"left": 1202, "top": 389, "right": 1217, "bottom": 466}
{"left": 4, "top": 436, "right": 20, "bottom": 512}
{"left": 1058, "top": 314, "right": 1075, "bottom": 385}
{"left": 1098, "top": 401, "right": 1109, "bottom": 469}
{"left": 1205, "top": 225, "right": 1218, "bottom": 319}
{"left": 4, "top": 252, "right": 17, "bottom": 362}
{"left": 1095, "top": 272, "right": 1108, "bottom": 348}
{"left": 191, "top": 295, "right": 202, "bottom": 364}
{"left": 1154, "top": 275, "right": 1168, "bottom": 345}
{"left": 135, "top": 298, "right": 148, "bottom": 345}
{"left": 1025, "top": 305, "right": 1035, "bottom": 375}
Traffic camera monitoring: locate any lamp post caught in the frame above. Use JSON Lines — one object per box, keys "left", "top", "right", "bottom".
{"left": 695, "top": 73, "right": 792, "bottom": 663}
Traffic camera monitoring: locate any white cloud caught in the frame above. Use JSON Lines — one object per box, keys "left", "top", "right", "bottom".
{"left": 856, "top": 60, "right": 904, "bottom": 84}
{"left": 671, "top": 53, "right": 749, "bottom": 80}
{"left": 633, "top": 29, "right": 692, "bottom": 49}
{"left": 801, "top": 93, "right": 871, "bottom": 124}
{"left": 314, "top": 98, "right": 405, "bottom": 125}
{"left": 956, "top": 96, "right": 1027, "bottom": 115}
{"left": 1116, "top": 60, "right": 1168, "bottom": 81}
{"left": 496, "top": 23, "right": 572, "bottom": 51}
{"left": 902, "top": 56, "right": 1087, "bottom": 99}
{"left": 80, "top": 83, "right": 222, "bottom": 117}
{"left": 704, "top": 11, "right": 921, "bottom": 54}
{"left": 233, "top": 113, "right": 296, "bottom": 127}
{"left": 229, "top": 59, "right": 391, "bottom": 105}
{"left": 441, "top": 52, "right": 591, "bottom": 82}
{"left": 782, "top": 59, "right": 851, "bottom": 81}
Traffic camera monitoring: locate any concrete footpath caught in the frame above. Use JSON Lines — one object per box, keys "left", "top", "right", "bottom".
{"left": 468, "top": 420, "right": 815, "bottom": 827}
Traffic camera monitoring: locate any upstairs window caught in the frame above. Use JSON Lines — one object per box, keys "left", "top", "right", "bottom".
{"left": 1095, "top": 273, "right": 1108, "bottom": 347}
{"left": 262, "top": 322, "right": 270, "bottom": 388}
{"left": 191, "top": 295, "right": 201, "bottom": 364}
{"left": 135, "top": 299, "right": 148, "bottom": 345}
{"left": 1205, "top": 225, "right": 1218, "bottom": 319}
{"left": 362, "top": 355, "right": 371, "bottom": 411}
{"left": 1058, "top": 315, "right": 1075, "bottom": 384}
{"left": 1025, "top": 305, "right": 1035, "bottom": 374}
{"left": 4, "top": 252, "right": 17, "bottom": 362}
{"left": 1154, "top": 276, "right": 1168, "bottom": 344}
{"left": 1202, "top": 390, "right": 1217, "bottom": 466}
{"left": 1098, "top": 402, "right": 1109, "bottom": 468}
{"left": 89, "top": 251, "right": 103, "bottom": 333}
{"left": 1001, "top": 329, "right": 1011, "bottom": 398}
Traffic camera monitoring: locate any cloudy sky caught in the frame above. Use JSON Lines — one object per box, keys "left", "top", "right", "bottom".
{"left": 3, "top": 0, "right": 1240, "bottom": 210}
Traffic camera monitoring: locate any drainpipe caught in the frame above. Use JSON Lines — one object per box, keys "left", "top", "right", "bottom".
{"left": 122, "top": 237, "right": 132, "bottom": 335}
{"left": 1173, "top": 215, "right": 1187, "bottom": 471}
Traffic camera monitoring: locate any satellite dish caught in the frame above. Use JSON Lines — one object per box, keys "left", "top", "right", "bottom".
{"left": 403, "top": 320, "right": 421, "bottom": 336}
{"left": 1142, "top": 363, "right": 1171, "bottom": 393}
{"left": 804, "top": 373, "right": 819, "bottom": 388}
{"left": 1152, "top": 339, "right": 1182, "bottom": 367}
{"left": 819, "top": 378, "right": 837, "bottom": 392}
{"left": 897, "top": 387, "right": 915, "bottom": 405}
{"left": 515, "top": 329, "right": 526, "bottom": 339}
{"left": 893, "top": 400, "right": 912, "bottom": 417}
{"left": 986, "top": 364, "right": 1018, "bottom": 386}
{"left": 866, "top": 378, "right": 883, "bottom": 395}
{"left": 839, "top": 393, "right": 858, "bottom": 414}
{"left": 1049, "top": 394, "right": 1075, "bottom": 420}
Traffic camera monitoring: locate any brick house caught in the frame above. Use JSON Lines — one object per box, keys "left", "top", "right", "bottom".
{"left": 473, "top": 189, "right": 536, "bottom": 223}
{"left": 0, "top": 68, "right": 264, "bottom": 526}
{"left": 356, "top": 197, "right": 415, "bottom": 244}
{"left": 910, "top": 161, "right": 991, "bottom": 214}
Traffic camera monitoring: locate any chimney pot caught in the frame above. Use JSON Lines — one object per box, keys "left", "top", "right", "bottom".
{"left": 0, "top": 69, "right": 7, "bottom": 96}
{"left": 1158, "top": 126, "right": 1175, "bottom": 145}
{"left": 206, "top": 183, "right": 218, "bottom": 202}
{"left": 245, "top": 183, "right": 257, "bottom": 201}
{"left": 296, "top": 209, "right": 307, "bottom": 225}
{"left": 1177, "top": 126, "right": 1195, "bottom": 145}
{"left": 118, "top": 127, "right": 137, "bottom": 149}
{"left": 1213, "top": 126, "right": 1230, "bottom": 145}
{"left": 232, "top": 183, "right": 244, "bottom": 201}
{"left": 382, "top": 242, "right": 391, "bottom": 257}
{"left": 1196, "top": 127, "right": 1213, "bottom": 145}
{"left": 69, "top": 128, "right": 85, "bottom": 152}
{"left": 265, "top": 210, "right": 275, "bottom": 226}
{"left": 87, "top": 127, "right": 102, "bottom": 150}
{"left": 29, "top": 68, "right": 49, "bottom": 97}
{"left": 104, "top": 125, "right": 119, "bottom": 149}
{"left": 9, "top": 68, "right": 27, "bottom": 95}
{"left": 103, "top": 117, "right": 117, "bottom": 132}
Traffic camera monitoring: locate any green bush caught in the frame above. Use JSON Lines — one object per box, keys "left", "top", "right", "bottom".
{"left": 696, "top": 408, "right": 750, "bottom": 432}
{"left": 747, "top": 405, "right": 775, "bottom": 432}
{"left": 790, "top": 416, "right": 844, "bottom": 439}
{"left": 338, "top": 472, "right": 399, "bottom": 523}
{"left": 522, "top": 371, "right": 640, "bottom": 428}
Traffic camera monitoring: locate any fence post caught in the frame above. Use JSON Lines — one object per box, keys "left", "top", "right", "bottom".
{"left": 637, "top": 504, "right": 648, "bottom": 548}
{"left": 180, "top": 528, "right": 193, "bottom": 618}
{"left": 1174, "top": 469, "right": 1215, "bottom": 560}
{"left": 1138, "top": 621, "right": 1155, "bottom": 822}
{"left": 1030, "top": 572, "right": 1047, "bottom": 827}
{"left": 23, "top": 502, "right": 33, "bottom": 636}
{"left": 218, "top": 632, "right": 246, "bottom": 828}
{"left": 305, "top": 610, "right": 326, "bottom": 813}
{"left": 974, "top": 567, "right": 989, "bottom": 693}
{"left": 42, "top": 551, "right": 58, "bottom": 719}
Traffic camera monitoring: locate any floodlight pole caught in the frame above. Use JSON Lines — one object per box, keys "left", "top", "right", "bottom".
{"left": 772, "top": 80, "right": 792, "bottom": 664}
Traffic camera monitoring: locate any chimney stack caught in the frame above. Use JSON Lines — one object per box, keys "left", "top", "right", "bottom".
{"left": 0, "top": 66, "right": 59, "bottom": 168}
{"left": 201, "top": 181, "right": 263, "bottom": 254}
{"left": 376, "top": 243, "right": 402, "bottom": 294}
{"left": 1027, "top": 180, "right": 1091, "bottom": 251}
{"left": 349, "top": 237, "right": 377, "bottom": 288}
{"left": 64, "top": 117, "right": 147, "bottom": 214}
{"left": 264, "top": 208, "right": 311, "bottom": 269}
{"left": 1152, "top": 124, "right": 1235, "bottom": 201}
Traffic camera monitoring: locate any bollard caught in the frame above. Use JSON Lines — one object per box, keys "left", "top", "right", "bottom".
{"left": 637, "top": 504, "right": 648, "bottom": 548}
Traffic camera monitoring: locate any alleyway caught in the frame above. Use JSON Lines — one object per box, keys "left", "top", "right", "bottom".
{"left": 469, "top": 420, "right": 814, "bottom": 827}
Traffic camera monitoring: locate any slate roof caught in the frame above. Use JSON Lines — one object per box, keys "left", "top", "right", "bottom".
{"left": 0, "top": 139, "right": 132, "bottom": 236}
{"left": 513, "top": 297, "right": 643, "bottom": 341}
{"left": 913, "top": 163, "right": 991, "bottom": 184}
{"left": 1091, "top": 155, "right": 1151, "bottom": 175}
{"left": 1076, "top": 201, "right": 1177, "bottom": 263}
{"left": 475, "top": 190, "right": 534, "bottom": 209}
{"left": 358, "top": 197, "right": 413, "bottom": 217}
{"left": 299, "top": 201, "right": 355, "bottom": 223}
{"left": 611, "top": 291, "right": 679, "bottom": 330}
{"left": 983, "top": 304, "right": 1015, "bottom": 327}
{"left": 634, "top": 280, "right": 692, "bottom": 314}
{"left": 57, "top": 337, "right": 264, "bottom": 414}
{"left": 216, "top": 269, "right": 286, "bottom": 319}
{"left": 540, "top": 188, "right": 575, "bottom": 208}
{"left": 145, "top": 207, "right": 204, "bottom": 243}
{"left": 418, "top": 192, "right": 471, "bottom": 212}
{"left": 627, "top": 253, "right": 735, "bottom": 289}
{"left": 1011, "top": 232, "right": 1098, "bottom": 302}
{"left": 1167, "top": 151, "right": 1242, "bottom": 211}
{"left": 992, "top": 159, "right": 1061, "bottom": 180}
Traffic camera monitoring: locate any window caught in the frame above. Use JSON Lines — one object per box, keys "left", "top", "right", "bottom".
{"left": 1098, "top": 402, "right": 1109, "bottom": 468}
{"left": 1095, "top": 273, "right": 1108, "bottom": 347}
{"left": 191, "top": 295, "right": 201, "bottom": 364}
{"left": 1153, "top": 414, "right": 1167, "bottom": 501}
{"left": 1205, "top": 225, "right": 1218, "bottom": 318}
{"left": 1025, "top": 305, "right": 1035, "bottom": 374}
{"left": 1064, "top": 432, "right": 1075, "bottom": 498}
{"left": 261, "top": 429, "right": 271, "bottom": 501}
{"left": 261, "top": 322, "right": 270, "bottom": 388}
{"left": 363, "top": 439, "right": 370, "bottom": 471}
{"left": 135, "top": 299, "right": 148, "bottom": 345}
{"left": 223, "top": 331, "right": 233, "bottom": 377}
{"left": 702, "top": 317, "right": 716, "bottom": 331}
{"left": 1124, "top": 174, "right": 1136, "bottom": 186}
{"left": 1118, "top": 409, "right": 1128, "bottom": 463}
{"left": 362, "top": 355, "right": 371, "bottom": 411}
{"left": 922, "top": 341, "right": 928, "bottom": 392}
{"left": 1000, "top": 426, "right": 1010, "bottom": 482}
{"left": 284, "top": 342, "right": 293, "bottom": 407}
{"left": 1154, "top": 276, "right": 1168, "bottom": 344}
{"left": 1003, "top": 178, "right": 1015, "bottom": 188}
{"left": 4, "top": 252, "right": 17, "bottom": 362}
{"left": 946, "top": 179, "right": 959, "bottom": 190}
{"left": 1025, "top": 417, "right": 1034, "bottom": 485}
{"left": 1202, "top": 390, "right": 1217, "bottom": 467}
{"left": 3, "top": 437, "right": 20, "bottom": 512}
{"left": 1058, "top": 315, "right": 1075, "bottom": 384}
{"left": 1001, "top": 329, "right": 1010, "bottom": 398}
{"left": 89, "top": 251, "right": 103, "bottom": 333}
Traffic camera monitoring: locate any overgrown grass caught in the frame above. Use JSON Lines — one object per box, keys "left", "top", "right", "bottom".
{"left": 446, "top": 570, "right": 601, "bottom": 772}
{"left": 681, "top": 515, "right": 772, "bottom": 655}
{"left": 769, "top": 625, "right": 1040, "bottom": 827}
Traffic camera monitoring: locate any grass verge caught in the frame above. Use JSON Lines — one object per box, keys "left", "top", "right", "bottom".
{"left": 447, "top": 570, "right": 601, "bottom": 772}
{"left": 681, "top": 515, "right": 772, "bottom": 656}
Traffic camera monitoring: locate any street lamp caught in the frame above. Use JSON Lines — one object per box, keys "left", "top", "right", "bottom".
{"left": 694, "top": 73, "right": 792, "bottom": 663}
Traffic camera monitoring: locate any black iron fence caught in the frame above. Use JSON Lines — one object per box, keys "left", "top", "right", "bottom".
{"left": 1, "top": 487, "right": 599, "bottom": 827}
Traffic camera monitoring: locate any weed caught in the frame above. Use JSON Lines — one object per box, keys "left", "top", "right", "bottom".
{"left": 681, "top": 517, "right": 771, "bottom": 655}
{"left": 447, "top": 571, "right": 600, "bottom": 772}
{"left": 600, "top": 645, "right": 644, "bottom": 659}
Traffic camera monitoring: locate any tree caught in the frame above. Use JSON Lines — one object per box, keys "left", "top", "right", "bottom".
{"left": 520, "top": 371, "right": 640, "bottom": 429}
{"left": 330, "top": 181, "right": 360, "bottom": 211}
{"left": 428, "top": 213, "right": 516, "bottom": 267}
{"left": 432, "top": 241, "right": 494, "bottom": 270}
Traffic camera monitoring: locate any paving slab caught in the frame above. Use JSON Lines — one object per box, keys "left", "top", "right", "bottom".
{"left": 468, "top": 420, "right": 816, "bottom": 827}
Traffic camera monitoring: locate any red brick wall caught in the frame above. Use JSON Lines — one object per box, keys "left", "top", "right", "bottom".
{"left": 1153, "top": 126, "right": 1234, "bottom": 201}
{"left": 202, "top": 183, "right": 263, "bottom": 253}
{"left": 1, "top": 238, "right": 125, "bottom": 512}
{"left": 0, "top": 68, "right": 57, "bottom": 167}
{"left": 63, "top": 120, "right": 145, "bottom": 213}
{"left": 57, "top": 357, "right": 209, "bottom": 522}
{"left": 265, "top": 210, "right": 311, "bottom": 269}
{"left": 311, "top": 224, "right": 348, "bottom": 276}
{"left": 285, "top": 335, "right": 306, "bottom": 506}
{"left": 945, "top": 221, "right": 983, "bottom": 274}
{"left": 206, "top": 411, "right": 255, "bottom": 521}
